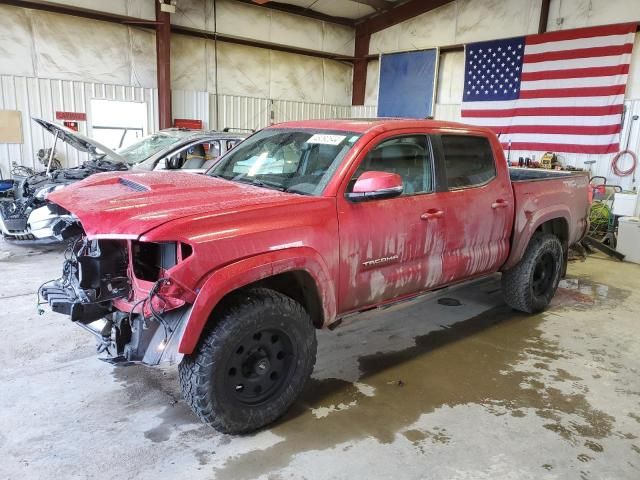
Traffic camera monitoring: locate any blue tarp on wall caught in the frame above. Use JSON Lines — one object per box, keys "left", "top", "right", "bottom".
{"left": 377, "top": 49, "right": 438, "bottom": 118}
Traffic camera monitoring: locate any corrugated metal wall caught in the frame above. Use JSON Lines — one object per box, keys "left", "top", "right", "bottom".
{"left": 0, "top": 75, "right": 157, "bottom": 175}
{"left": 172, "top": 92, "right": 353, "bottom": 131}
{"left": 1, "top": 76, "right": 356, "bottom": 176}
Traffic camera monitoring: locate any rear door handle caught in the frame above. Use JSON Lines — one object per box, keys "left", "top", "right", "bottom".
{"left": 492, "top": 199, "right": 509, "bottom": 209}
{"left": 421, "top": 209, "right": 444, "bottom": 220}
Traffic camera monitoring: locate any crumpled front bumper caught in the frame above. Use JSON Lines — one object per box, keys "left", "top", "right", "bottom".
{"left": 0, "top": 204, "right": 80, "bottom": 244}
{"left": 41, "top": 281, "right": 191, "bottom": 366}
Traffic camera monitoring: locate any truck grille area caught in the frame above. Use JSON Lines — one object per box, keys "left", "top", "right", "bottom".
{"left": 41, "top": 238, "right": 130, "bottom": 323}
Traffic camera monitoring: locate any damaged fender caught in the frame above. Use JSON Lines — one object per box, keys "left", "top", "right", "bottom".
{"left": 177, "top": 247, "right": 336, "bottom": 354}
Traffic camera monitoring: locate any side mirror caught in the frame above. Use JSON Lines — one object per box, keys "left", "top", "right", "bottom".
{"left": 345, "top": 171, "right": 403, "bottom": 202}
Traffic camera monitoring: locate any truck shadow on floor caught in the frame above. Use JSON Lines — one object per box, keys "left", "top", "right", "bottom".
{"left": 113, "top": 276, "right": 631, "bottom": 479}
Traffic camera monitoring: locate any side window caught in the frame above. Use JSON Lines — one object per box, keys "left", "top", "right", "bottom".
{"left": 351, "top": 135, "right": 433, "bottom": 195}
{"left": 207, "top": 141, "right": 221, "bottom": 159}
{"left": 441, "top": 135, "right": 496, "bottom": 189}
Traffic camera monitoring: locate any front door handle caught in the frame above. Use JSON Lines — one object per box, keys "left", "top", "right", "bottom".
{"left": 492, "top": 199, "right": 509, "bottom": 209}
{"left": 421, "top": 209, "right": 444, "bottom": 220}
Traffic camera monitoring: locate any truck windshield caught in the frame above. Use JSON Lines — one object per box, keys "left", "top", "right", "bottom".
{"left": 209, "top": 128, "right": 360, "bottom": 195}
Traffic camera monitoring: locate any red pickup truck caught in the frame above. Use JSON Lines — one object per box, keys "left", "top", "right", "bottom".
{"left": 42, "top": 119, "right": 590, "bottom": 433}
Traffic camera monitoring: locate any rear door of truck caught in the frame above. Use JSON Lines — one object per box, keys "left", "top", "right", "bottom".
{"left": 432, "top": 132, "right": 515, "bottom": 280}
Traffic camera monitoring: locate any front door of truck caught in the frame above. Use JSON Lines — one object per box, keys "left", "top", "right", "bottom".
{"left": 336, "top": 133, "right": 450, "bottom": 313}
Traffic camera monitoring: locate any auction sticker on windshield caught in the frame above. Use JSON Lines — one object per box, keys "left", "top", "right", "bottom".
{"left": 306, "top": 134, "right": 346, "bottom": 145}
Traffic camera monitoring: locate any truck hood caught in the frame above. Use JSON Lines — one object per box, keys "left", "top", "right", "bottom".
{"left": 47, "top": 171, "right": 297, "bottom": 238}
{"left": 33, "top": 117, "right": 125, "bottom": 162}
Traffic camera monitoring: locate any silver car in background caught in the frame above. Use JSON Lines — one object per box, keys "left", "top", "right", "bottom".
{"left": 0, "top": 118, "right": 248, "bottom": 244}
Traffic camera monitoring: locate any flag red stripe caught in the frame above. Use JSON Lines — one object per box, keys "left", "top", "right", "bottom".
{"left": 523, "top": 43, "right": 633, "bottom": 63}
{"left": 521, "top": 64, "right": 629, "bottom": 81}
{"left": 519, "top": 85, "right": 626, "bottom": 99}
{"left": 525, "top": 23, "right": 637, "bottom": 45}
{"left": 461, "top": 104, "right": 624, "bottom": 118}
{"left": 501, "top": 142, "right": 620, "bottom": 154}
{"left": 484, "top": 124, "right": 620, "bottom": 135}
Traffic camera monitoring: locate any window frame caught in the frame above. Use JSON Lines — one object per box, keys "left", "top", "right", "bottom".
{"left": 434, "top": 133, "right": 498, "bottom": 191}
{"left": 347, "top": 134, "right": 437, "bottom": 198}
{"left": 150, "top": 138, "right": 220, "bottom": 171}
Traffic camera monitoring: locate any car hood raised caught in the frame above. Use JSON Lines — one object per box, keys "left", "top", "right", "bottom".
{"left": 33, "top": 117, "right": 125, "bottom": 162}
{"left": 47, "top": 171, "right": 298, "bottom": 238}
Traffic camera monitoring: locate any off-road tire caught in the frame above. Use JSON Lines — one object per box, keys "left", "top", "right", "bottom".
{"left": 178, "top": 288, "right": 317, "bottom": 434}
{"left": 502, "top": 232, "right": 563, "bottom": 313}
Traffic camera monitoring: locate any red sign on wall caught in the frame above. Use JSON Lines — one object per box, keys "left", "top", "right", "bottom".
{"left": 56, "top": 111, "right": 87, "bottom": 122}
{"left": 174, "top": 118, "right": 203, "bottom": 129}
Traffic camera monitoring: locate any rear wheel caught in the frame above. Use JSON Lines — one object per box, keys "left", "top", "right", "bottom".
{"left": 502, "top": 233, "right": 563, "bottom": 313}
{"left": 178, "top": 288, "right": 317, "bottom": 434}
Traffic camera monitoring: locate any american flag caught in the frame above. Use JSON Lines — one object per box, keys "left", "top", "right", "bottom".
{"left": 461, "top": 23, "right": 637, "bottom": 154}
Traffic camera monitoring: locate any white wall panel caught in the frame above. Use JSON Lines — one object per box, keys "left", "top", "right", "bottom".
{"left": 436, "top": 50, "right": 465, "bottom": 105}
{"left": 172, "top": 0, "right": 215, "bottom": 31}
{"left": 369, "top": 0, "right": 540, "bottom": 55}
{"left": 129, "top": 28, "right": 157, "bottom": 89}
{"left": 0, "top": 75, "right": 156, "bottom": 177}
{"left": 351, "top": 105, "right": 376, "bottom": 118}
{"left": 323, "top": 23, "right": 356, "bottom": 58}
{"left": 28, "top": 0, "right": 155, "bottom": 20}
{"left": 0, "top": 6, "right": 35, "bottom": 77}
{"left": 272, "top": 99, "right": 351, "bottom": 123}
{"left": 216, "top": 42, "right": 271, "bottom": 98}
{"left": 270, "top": 51, "right": 324, "bottom": 103}
{"left": 323, "top": 60, "right": 353, "bottom": 105}
{"left": 31, "top": 11, "right": 132, "bottom": 85}
{"left": 547, "top": 0, "right": 640, "bottom": 31}
{"left": 215, "top": 94, "right": 271, "bottom": 131}
{"left": 365, "top": 60, "right": 380, "bottom": 107}
{"left": 455, "top": 0, "right": 541, "bottom": 44}
{"left": 215, "top": 0, "right": 354, "bottom": 57}
{"left": 170, "top": 35, "right": 209, "bottom": 92}
{"left": 172, "top": 90, "right": 210, "bottom": 129}
{"left": 625, "top": 33, "right": 640, "bottom": 100}
{"left": 0, "top": 7, "right": 156, "bottom": 89}
{"left": 272, "top": 10, "right": 324, "bottom": 53}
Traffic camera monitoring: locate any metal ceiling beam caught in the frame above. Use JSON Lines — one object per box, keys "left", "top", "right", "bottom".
{"left": 236, "top": 0, "right": 355, "bottom": 26}
{"left": 0, "top": 0, "right": 353, "bottom": 62}
{"left": 0, "top": 0, "right": 160, "bottom": 25}
{"left": 171, "top": 25, "right": 355, "bottom": 62}
{"left": 357, "top": 0, "right": 454, "bottom": 35}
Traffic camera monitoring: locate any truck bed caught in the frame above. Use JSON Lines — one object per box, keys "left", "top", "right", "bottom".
{"left": 509, "top": 167, "right": 583, "bottom": 182}
{"left": 504, "top": 167, "right": 590, "bottom": 270}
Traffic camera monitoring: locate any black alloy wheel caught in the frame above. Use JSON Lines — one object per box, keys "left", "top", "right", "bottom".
{"left": 225, "top": 328, "right": 295, "bottom": 406}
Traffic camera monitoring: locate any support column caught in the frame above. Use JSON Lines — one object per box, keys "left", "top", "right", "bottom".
{"left": 538, "top": 0, "right": 551, "bottom": 34}
{"left": 156, "top": 1, "right": 172, "bottom": 129}
{"left": 352, "top": 26, "right": 371, "bottom": 106}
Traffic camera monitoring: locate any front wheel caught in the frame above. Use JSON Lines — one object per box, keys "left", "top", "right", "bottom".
{"left": 178, "top": 288, "right": 317, "bottom": 434}
{"left": 502, "top": 232, "right": 563, "bottom": 313}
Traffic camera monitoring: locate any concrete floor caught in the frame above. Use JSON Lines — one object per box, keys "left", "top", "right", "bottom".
{"left": 0, "top": 243, "right": 639, "bottom": 480}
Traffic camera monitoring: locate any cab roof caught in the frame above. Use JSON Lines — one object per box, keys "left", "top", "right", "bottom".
{"left": 271, "top": 118, "right": 494, "bottom": 137}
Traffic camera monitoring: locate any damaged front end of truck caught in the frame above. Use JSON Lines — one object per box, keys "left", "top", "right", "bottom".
{"left": 40, "top": 237, "right": 197, "bottom": 365}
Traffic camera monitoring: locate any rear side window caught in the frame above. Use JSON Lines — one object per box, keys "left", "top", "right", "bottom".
{"left": 441, "top": 135, "right": 496, "bottom": 189}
